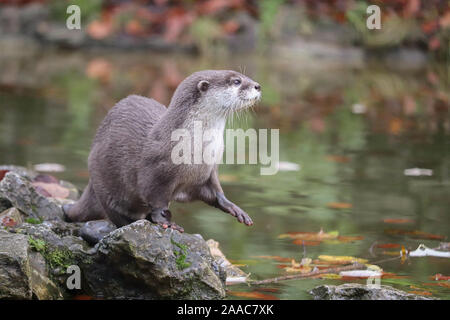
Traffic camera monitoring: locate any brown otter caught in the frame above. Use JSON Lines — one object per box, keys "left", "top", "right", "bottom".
{"left": 63, "top": 70, "right": 261, "bottom": 232}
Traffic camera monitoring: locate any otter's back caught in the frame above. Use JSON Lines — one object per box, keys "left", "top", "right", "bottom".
{"left": 89, "top": 95, "right": 167, "bottom": 188}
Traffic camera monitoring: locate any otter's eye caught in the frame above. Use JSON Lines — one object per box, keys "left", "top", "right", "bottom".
{"left": 233, "top": 79, "right": 241, "bottom": 85}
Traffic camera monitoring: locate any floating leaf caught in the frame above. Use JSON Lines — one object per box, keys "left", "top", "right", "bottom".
{"left": 423, "top": 282, "right": 450, "bottom": 289}
{"left": 385, "top": 229, "right": 445, "bottom": 240}
{"left": 227, "top": 291, "right": 278, "bottom": 300}
{"left": 279, "top": 230, "right": 338, "bottom": 241}
{"left": 327, "top": 202, "right": 353, "bottom": 209}
{"left": 383, "top": 218, "right": 415, "bottom": 224}
{"left": 430, "top": 274, "right": 450, "bottom": 281}
{"left": 252, "top": 255, "right": 292, "bottom": 262}
{"left": 292, "top": 240, "right": 321, "bottom": 246}
{"left": 318, "top": 255, "right": 368, "bottom": 264}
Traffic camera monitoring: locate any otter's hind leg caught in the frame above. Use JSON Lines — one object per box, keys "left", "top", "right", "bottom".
{"left": 63, "top": 181, "right": 106, "bottom": 222}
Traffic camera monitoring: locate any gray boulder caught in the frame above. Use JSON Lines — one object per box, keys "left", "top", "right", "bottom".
{"left": 310, "top": 283, "right": 435, "bottom": 300}
{"left": 0, "top": 230, "right": 64, "bottom": 299}
{"left": 0, "top": 171, "right": 64, "bottom": 221}
{"left": 84, "top": 220, "right": 226, "bottom": 299}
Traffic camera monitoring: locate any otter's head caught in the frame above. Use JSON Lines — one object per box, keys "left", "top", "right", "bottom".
{"left": 171, "top": 70, "right": 261, "bottom": 117}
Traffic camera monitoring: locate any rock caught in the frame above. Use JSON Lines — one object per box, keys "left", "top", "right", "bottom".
{"left": 207, "top": 239, "right": 248, "bottom": 284}
{"left": 0, "top": 230, "right": 64, "bottom": 299}
{"left": 0, "top": 171, "right": 64, "bottom": 221}
{"left": 0, "top": 207, "right": 25, "bottom": 227}
{"left": 310, "top": 283, "right": 435, "bottom": 300}
{"left": 79, "top": 220, "right": 116, "bottom": 246}
{"left": 84, "top": 220, "right": 226, "bottom": 299}
{"left": 0, "top": 231, "right": 32, "bottom": 299}
{"left": 0, "top": 165, "right": 37, "bottom": 180}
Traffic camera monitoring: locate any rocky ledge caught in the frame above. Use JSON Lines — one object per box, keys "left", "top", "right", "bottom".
{"left": 310, "top": 283, "right": 435, "bottom": 300}
{"left": 0, "top": 166, "right": 226, "bottom": 300}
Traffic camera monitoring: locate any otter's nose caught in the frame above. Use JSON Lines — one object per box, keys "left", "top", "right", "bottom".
{"left": 254, "top": 83, "right": 261, "bottom": 91}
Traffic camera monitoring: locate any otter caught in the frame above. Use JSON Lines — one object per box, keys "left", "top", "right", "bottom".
{"left": 63, "top": 70, "right": 261, "bottom": 232}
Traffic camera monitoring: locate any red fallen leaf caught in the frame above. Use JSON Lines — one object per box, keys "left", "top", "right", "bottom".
{"left": 0, "top": 170, "right": 9, "bottom": 181}
{"left": 421, "top": 20, "right": 439, "bottom": 34}
{"left": 423, "top": 282, "right": 450, "bottom": 289}
{"left": 125, "top": 19, "right": 146, "bottom": 37}
{"left": 385, "top": 229, "right": 445, "bottom": 241}
{"left": 223, "top": 20, "right": 240, "bottom": 34}
{"left": 87, "top": 17, "right": 113, "bottom": 39}
{"left": 1, "top": 217, "right": 17, "bottom": 227}
{"left": 383, "top": 218, "right": 415, "bottom": 224}
{"left": 381, "top": 272, "right": 410, "bottom": 279}
{"left": 276, "top": 264, "right": 290, "bottom": 269}
{"left": 326, "top": 155, "right": 350, "bottom": 163}
{"left": 408, "top": 290, "right": 433, "bottom": 296}
{"left": 73, "top": 295, "right": 94, "bottom": 300}
{"left": 292, "top": 240, "right": 321, "bottom": 246}
{"left": 376, "top": 243, "right": 401, "bottom": 249}
{"left": 428, "top": 36, "right": 441, "bottom": 51}
{"left": 198, "top": 0, "right": 231, "bottom": 15}
{"left": 33, "top": 174, "right": 59, "bottom": 184}
{"left": 430, "top": 274, "right": 450, "bottom": 281}
{"left": 327, "top": 202, "right": 352, "bottom": 209}
{"left": 252, "top": 255, "right": 292, "bottom": 262}
{"left": 86, "top": 58, "right": 112, "bottom": 83}
{"left": 336, "top": 235, "right": 364, "bottom": 242}
{"left": 227, "top": 291, "right": 278, "bottom": 300}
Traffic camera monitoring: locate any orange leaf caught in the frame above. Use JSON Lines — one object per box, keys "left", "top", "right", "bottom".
{"left": 430, "top": 274, "right": 450, "bottom": 281}
{"left": 227, "top": 291, "right": 278, "bottom": 300}
{"left": 383, "top": 218, "right": 414, "bottom": 224}
{"left": 327, "top": 202, "right": 352, "bottom": 209}
{"left": 252, "top": 255, "right": 292, "bottom": 262}
{"left": 292, "top": 240, "right": 321, "bottom": 246}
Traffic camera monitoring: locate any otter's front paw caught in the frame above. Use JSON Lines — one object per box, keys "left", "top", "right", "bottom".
{"left": 147, "top": 209, "right": 184, "bottom": 233}
{"left": 228, "top": 204, "right": 253, "bottom": 226}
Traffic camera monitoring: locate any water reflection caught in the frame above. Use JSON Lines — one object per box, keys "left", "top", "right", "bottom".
{"left": 0, "top": 50, "right": 448, "bottom": 299}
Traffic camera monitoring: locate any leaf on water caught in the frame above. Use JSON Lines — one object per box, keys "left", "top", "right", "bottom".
{"left": 278, "top": 229, "right": 339, "bottom": 241}
{"left": 315, "top": 273, "right": 342, "bottom": 279}
{"left": 383, "top": 218, "right": 415, "bottom": 224}
{"left": 381, "top": 272, "right": 409, "bottom": 279}
{"left": 403, "top": 168, "right": 433, "bottom": 176}
{"left": 326, "top": 155, "right": 351, "bottom": 163}
{"left": 401, "top": 245, "right": 407, "bottom": 264}
{"left": 227, "top": 291, "right": 279, "bottom": 300}
{"left": 430, "top": 274, "right": 450, "bottom": 281}
{"left": 292, "top": 240, "right": 321, "bottom": 246}
{"left": 218, "top": 174, "right": 239, "bottom": 182}
{"left": 423, "top": 282, "right": 450, "bottom": 289}
{"left": 252, "top": 255, "right": 292, "bottom": 262}
{"left": 385, "top": 229, "right": 446, "bottom": 240}
{"left": 327, "top": 202, "right": 353, "bottom": 209}
{"left": 376, "top": 243, "right": 401, "bottom": 249}
{"left": 276, "top": 161, "right": 301, "bottom": 172}
{"left": 317, "top": 255, "right": 368, "bottom": 264}
{"left": 382, "top": 250, "right": 402, "bottom": 256}
{"left": 340, "top": 270, "right": 382, "bottom": 279}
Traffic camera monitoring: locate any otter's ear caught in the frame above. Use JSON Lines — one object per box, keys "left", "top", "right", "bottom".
{"left": 197, "top": 80, "right": 209, "bottom": 92}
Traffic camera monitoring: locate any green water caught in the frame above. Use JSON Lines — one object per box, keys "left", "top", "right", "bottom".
{"left": 0, "top": 50, "right": 449, "bottom": 299}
